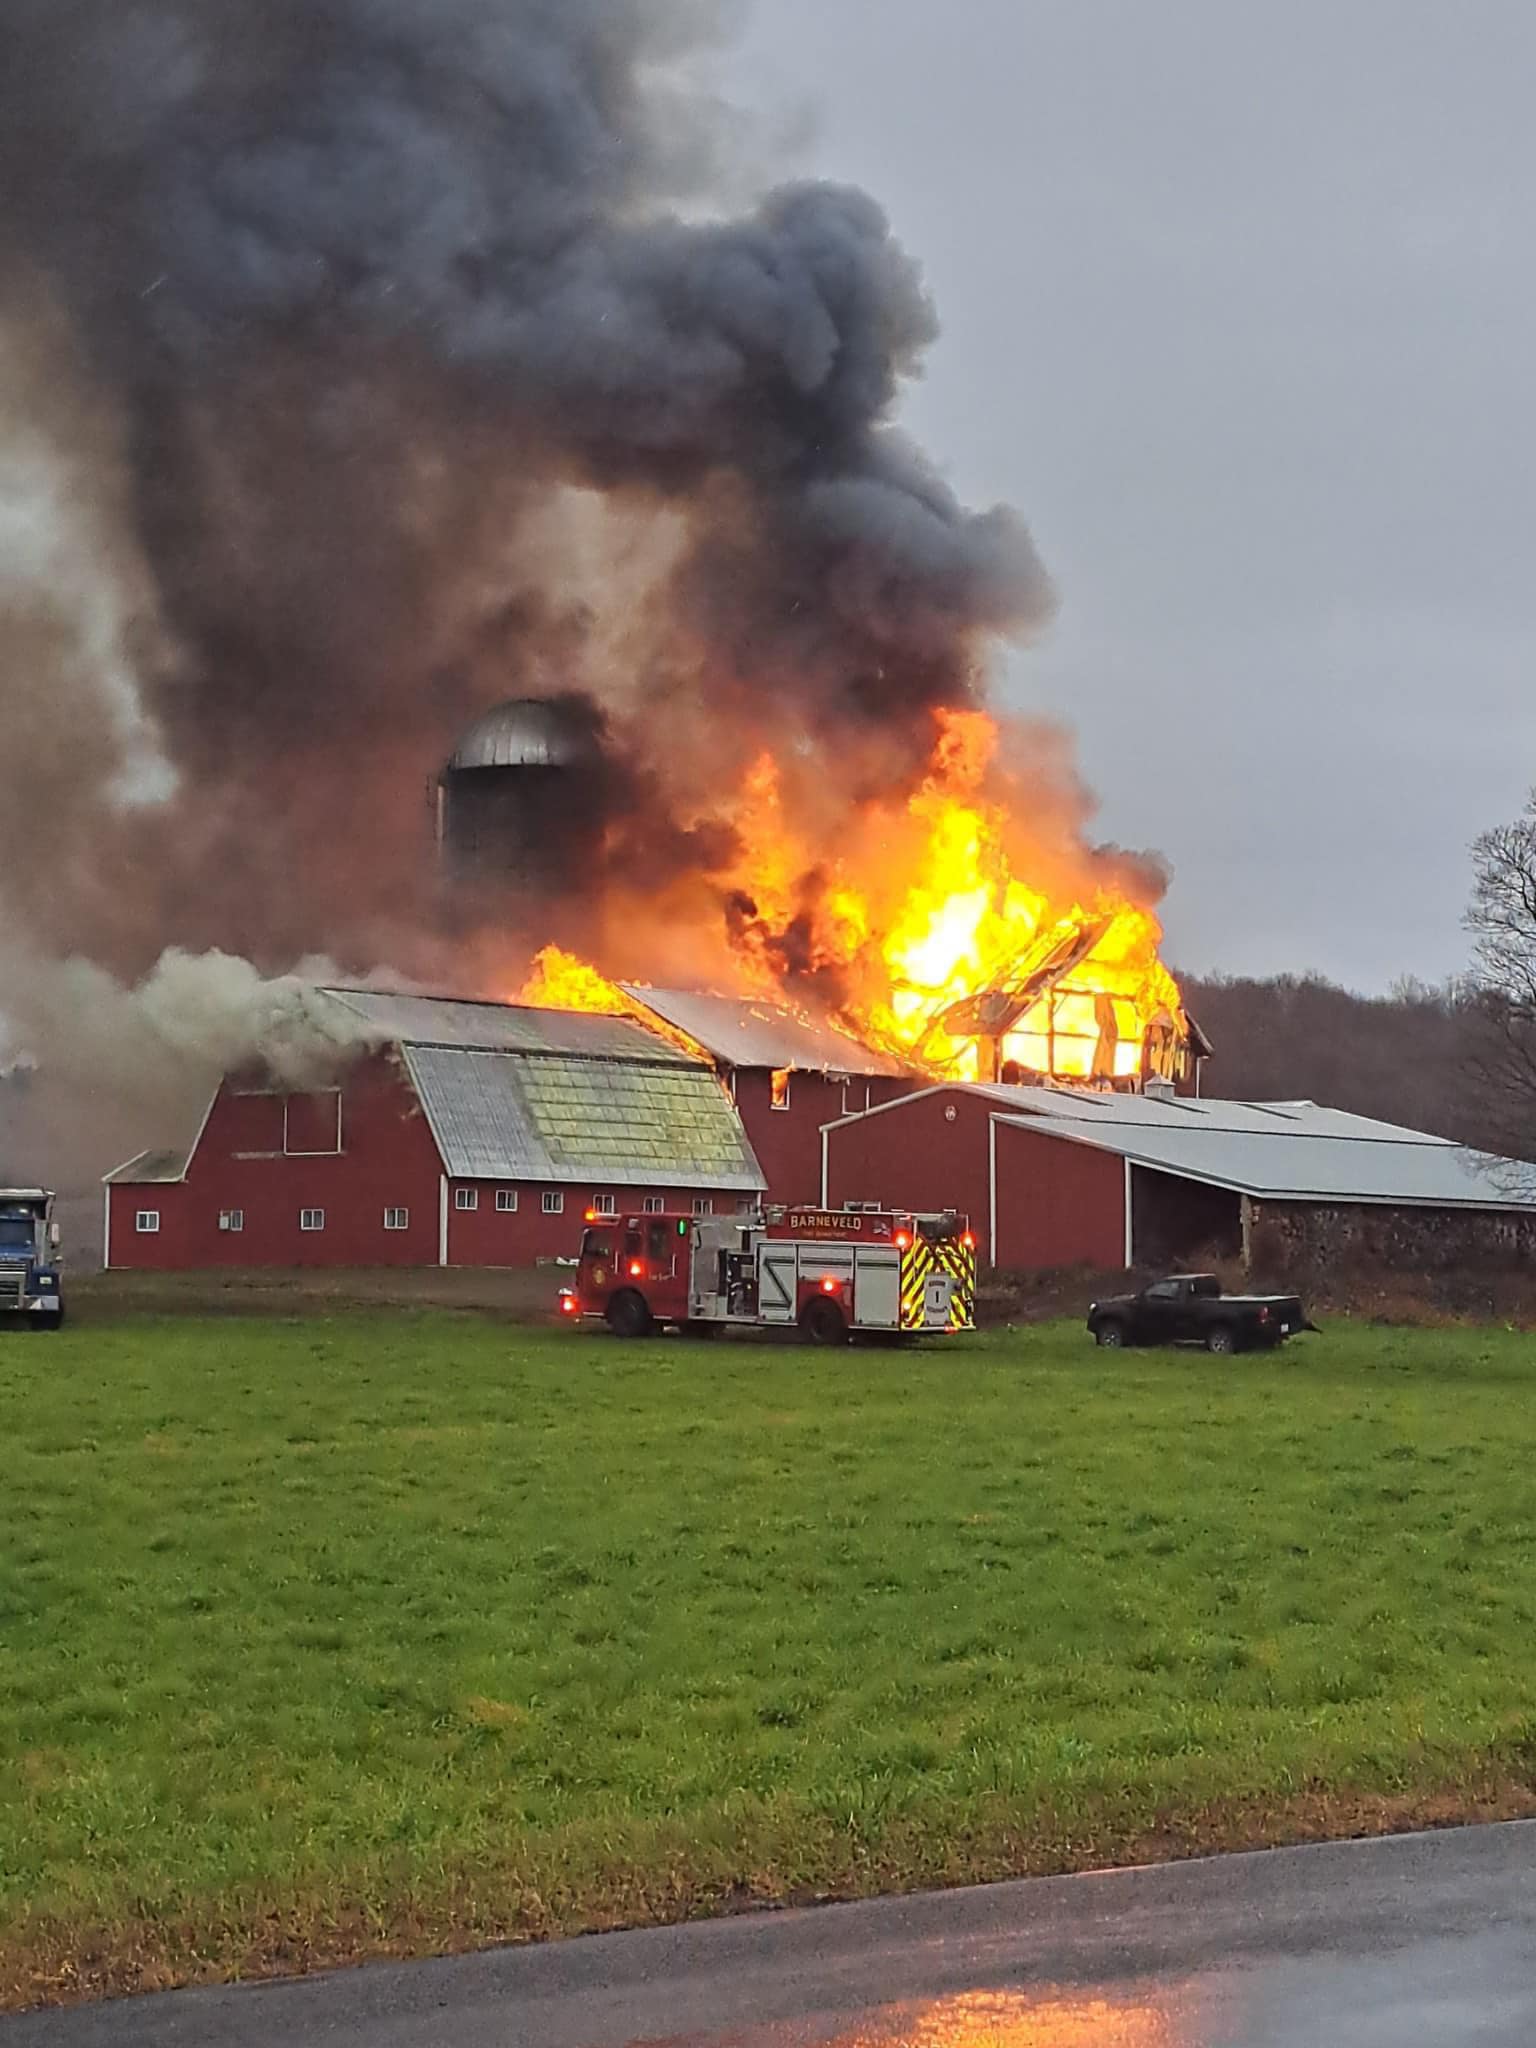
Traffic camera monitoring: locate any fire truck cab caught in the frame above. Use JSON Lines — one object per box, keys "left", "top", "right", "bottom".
{"left": 562, "top": 1206, "right": 976, "bottom": 1344}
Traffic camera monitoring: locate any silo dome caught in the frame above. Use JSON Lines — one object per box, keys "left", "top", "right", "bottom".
{"left": 446, "top": 698, "right": 590, "bottom": 774}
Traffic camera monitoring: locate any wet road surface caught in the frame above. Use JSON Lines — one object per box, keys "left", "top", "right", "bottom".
{"left": 7, "top": 1821, "right": 1536, "bottom": 2046}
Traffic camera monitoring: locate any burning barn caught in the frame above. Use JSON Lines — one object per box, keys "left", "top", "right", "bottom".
{"left": 2, "top": 2, "right": 1225, "bottom": 1229}
{"left": 104, "top": 991, "right": 766, "bottom": 1273}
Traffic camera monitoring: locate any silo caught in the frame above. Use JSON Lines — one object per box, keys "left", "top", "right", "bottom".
{"left": 436, "top": 698, "right": 599, "bottom": 887}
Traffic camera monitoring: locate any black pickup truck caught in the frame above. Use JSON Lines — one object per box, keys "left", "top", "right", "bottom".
{"left": 1087, "top": 1273, "right": 1314, "bottom": 1355}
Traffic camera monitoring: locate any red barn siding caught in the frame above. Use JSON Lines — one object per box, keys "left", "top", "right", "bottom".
{"left": 823, "top": 1088, "right": 994, "bottom": 1236}
{"left": 444, "top": 1184, "right": 752, "bottom": 1267}
{"left": 992, "top": 1122, "right": 1127, "bottom": 1272}
{"left": 733, "top": 1069, "right": 914, "bottom": 1206}
{"left": 109, "top": 1051, "right": 442, "bottom": 1270}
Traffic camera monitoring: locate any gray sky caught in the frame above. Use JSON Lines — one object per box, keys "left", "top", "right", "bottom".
{"left": 730, "top": 1, "right": 1536, "bottom": 990}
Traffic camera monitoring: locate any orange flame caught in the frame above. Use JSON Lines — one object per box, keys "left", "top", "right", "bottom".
{"left": 519, "top": 710, "right": 1187, "bottom": 1090}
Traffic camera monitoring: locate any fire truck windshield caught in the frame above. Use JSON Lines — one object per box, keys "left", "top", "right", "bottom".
{"left": 580, "top": 1228, "right": 614, "bottom": 1262}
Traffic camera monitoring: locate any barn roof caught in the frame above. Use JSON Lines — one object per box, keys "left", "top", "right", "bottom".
{"left": 103, "top": 1149, "right": 189, "bottom": 1185}
{"left": 403, "top": 1046, "right": 765, "bottom": 1191}
{"left": 619, "top": 985, "right": 907, "bottom": 1077}
{"left": 985, "top": 1087, "right": 1536, "bottom": 1210}
{"left": 320, "top": 987, "right": 696, "bottom": 1064}
{"left": 826, "top": 1082, "right": 1536, "bottom": 1211}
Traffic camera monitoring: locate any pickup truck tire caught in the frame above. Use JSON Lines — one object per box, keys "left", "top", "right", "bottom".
{"left": 1094, "top": 1319, "right": 1128, "bottom": 1349}
{"left": 800, "top": 1298, "right": 848, "bottom": 1347}
{"left": 1204, "top": 1324, "right": 1238, "bottom": 1356}
{"left": 605, "top": 1289, "right": 653, "bottom": 1339}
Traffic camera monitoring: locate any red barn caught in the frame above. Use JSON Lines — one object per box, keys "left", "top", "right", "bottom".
{"left": 823, "top": 1082, "right": 1536, "bottom": 1277}
{"left": 105, "top": 990, "right": 765, "bottom": 1271}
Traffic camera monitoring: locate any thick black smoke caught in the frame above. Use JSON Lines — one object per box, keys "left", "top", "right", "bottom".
{"left": 0, "top": 0, "right": 1051, "bottom": 984}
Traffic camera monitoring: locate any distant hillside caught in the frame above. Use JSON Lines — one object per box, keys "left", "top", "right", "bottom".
{"left": 1180, "top": 973, "right": 1475, "bottom": 1142}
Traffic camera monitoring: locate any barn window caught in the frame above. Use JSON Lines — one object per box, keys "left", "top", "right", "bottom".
{"left": 284, "top": 1092, "right": 342, "bottom": 1157}
{"left": 692, "top": 1197, "right": 714, "bottom": 1217}
{"left": 642, "top": 1195, "right": 665, "bottom": 1214}
{"left": 135, "top": 1210, "right": 160, "bottom": 1234}
{"left": 496, "top": 1189, "right": 518, "bottom": 1213}
{"left": 218, "top": 1210, "right": 244, "bottom": 1234}
{"left": 591, "top": 1193, "right": 617, "bottom": 1217}
{"left": 299, "top": 1208, "right": 325, "bottom": 1233}
{"left": 383, "top": 1208, "right": 409, "bottom": 1232}
{"left": 770, "top": 1067, "right": 792, "bottom": 1111}
{"left": 543, "top": 1192, "right": 565, "bottom": 1215}
{"left": 455, "top": 1187, "right": 478, "bottom": 1212}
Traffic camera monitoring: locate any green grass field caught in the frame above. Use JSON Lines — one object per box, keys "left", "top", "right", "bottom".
{"left": 5, "top": 1311, "right": 1536, "bottom": 2006}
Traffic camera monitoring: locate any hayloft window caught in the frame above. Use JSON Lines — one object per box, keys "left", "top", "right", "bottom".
{"left": 284, "top": 1091, "right": 342, "bottom": 1157}
{"left": 299, "top": 1208, "right": 325, "bottom": 1233}
{"left": 496, "top": 1189, "right": 518, "bottom": 1213}
{"left": 135, "top": 1210, "right": 160, "bottom": 1234}
{"left": 218, "top": 1210, "right": 244, "bottom": 1234}
{"left": 455, "top": 1188, "right": 479, "bottom": 1212}
{"left": 384, "top": 1208, "right": 409, "bottom": 1232}
{"left": 692, "top": 1198, "right": 714, "bottom": 1217}
{"left": 543, "top": 1192, "right": 565, "bottom": 1216}
{"left": 770, "top": 1067, "right": 792, "bottom": 1111}
{"left": 642, "top": 1196, "right": 665, "bottom": 1215}
{"left": 591, "top": 1193, "right": 617, "bottom": 1217}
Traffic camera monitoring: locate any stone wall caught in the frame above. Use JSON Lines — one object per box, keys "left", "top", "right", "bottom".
{"left": 1250, "top": 1200, "right": 1536, "bottom": 1280}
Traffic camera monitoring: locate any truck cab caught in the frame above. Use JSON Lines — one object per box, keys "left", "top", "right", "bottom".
{"left": 0, "top": 1190, "right": 64, "bottom": 1329}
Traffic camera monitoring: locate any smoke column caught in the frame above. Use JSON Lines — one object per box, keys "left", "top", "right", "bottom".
{"left": 0, "top": 0, "right": 1069, "bottom": 1226}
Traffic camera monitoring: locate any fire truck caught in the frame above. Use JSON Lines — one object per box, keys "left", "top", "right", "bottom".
{"left": 561, "top": 1206, "right": 977, "bottom": 1343}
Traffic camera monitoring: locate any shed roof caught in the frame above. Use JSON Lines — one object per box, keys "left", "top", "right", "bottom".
{"left": 103, "top": 1149, "right": 189, "bottom": 1186}
{"left": 986, "top": 1087, "right": 1536, "bottom": 1210}
{"left": 403, "top": 1046, "right": 765, "bottom": 1191}
{"left": 320, "top": 988, "right": 696, "bottom": 1064}
{"left": 619, "top": 985, "right": 907, "bottom": 1077}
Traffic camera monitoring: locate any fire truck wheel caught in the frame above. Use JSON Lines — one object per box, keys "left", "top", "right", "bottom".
{"left": 800, "top": 1298, "right": 848, "bottom": 1347}
{"left": 605, "top": 1290, "right": 653, "bottom": 1339}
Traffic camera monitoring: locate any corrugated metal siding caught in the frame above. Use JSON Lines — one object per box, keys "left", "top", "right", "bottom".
{"left": 404, "top": 1047, "right": 765, "bottom": 1191}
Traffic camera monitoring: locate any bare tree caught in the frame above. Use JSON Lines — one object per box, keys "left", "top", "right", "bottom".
{"left": 1464, "top": 792, "right": 1536, "bottom": 1159}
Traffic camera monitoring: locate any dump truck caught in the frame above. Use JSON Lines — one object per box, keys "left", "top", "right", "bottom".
{"left": 0, "top": 1189, "right": 64, "bottom": 1329}
{"left": 561, "top": 1205, "right": 977, "bottom": 1344}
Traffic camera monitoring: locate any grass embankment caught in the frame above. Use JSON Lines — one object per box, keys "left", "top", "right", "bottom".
{"left": 4, "top": 1314, "right": 1536, "bottom": 2006}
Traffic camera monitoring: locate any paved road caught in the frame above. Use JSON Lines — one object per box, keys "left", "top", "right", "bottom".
{"left": 8, "top": 1823, "right": 1536, "bottom": 2046}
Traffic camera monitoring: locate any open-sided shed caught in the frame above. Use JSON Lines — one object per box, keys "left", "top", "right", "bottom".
{"left": 822, "top": 1083, "right": 1536, "bottom": 1275}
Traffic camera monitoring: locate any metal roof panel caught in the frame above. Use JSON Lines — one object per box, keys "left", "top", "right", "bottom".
{"left": 620, "top": 985, "right": 908, "bottom": 1077}
{"left": 321, "top": 988, "right": 695, "bottom": 1063}
{"left": 992, "top": 1100, "right": 1536, "bottom": 1208}
{"left": 404, "top": 1046, "right": 766, "bottom": 1190}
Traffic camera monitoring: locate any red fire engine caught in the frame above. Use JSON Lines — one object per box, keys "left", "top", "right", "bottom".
{"left": 560, "top": 1206, "right": 977, "bottom": 1343}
